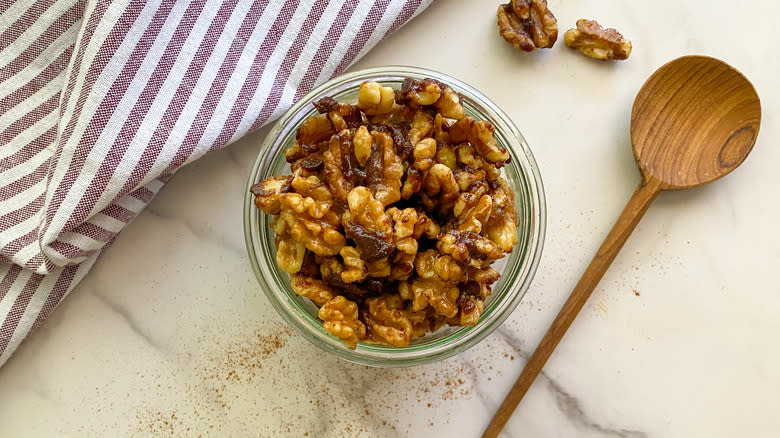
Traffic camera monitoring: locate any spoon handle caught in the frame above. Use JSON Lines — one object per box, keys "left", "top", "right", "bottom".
{"left": 482, "top": 176, "right": 663, "bottom": 438}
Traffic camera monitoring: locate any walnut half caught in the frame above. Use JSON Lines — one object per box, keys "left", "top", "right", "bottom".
{"left": 563, "top": 19, "right": 632, "bottom": 61}
{"left": 497, "top": 0, "right": 558, "bottom": 52}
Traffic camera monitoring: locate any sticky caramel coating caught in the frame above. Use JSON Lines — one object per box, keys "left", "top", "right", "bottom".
{"left": 251, "top": 80, "right": 518, "bottom": 348}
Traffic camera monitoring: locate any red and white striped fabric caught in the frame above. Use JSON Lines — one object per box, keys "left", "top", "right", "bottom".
{"left": 0, "top": 0, "right": 433, "bottom": 366}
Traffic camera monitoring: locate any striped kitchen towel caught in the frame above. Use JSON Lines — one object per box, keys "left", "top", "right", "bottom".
{"left": 0, "top": 0, "right": 434, "bottom": 367}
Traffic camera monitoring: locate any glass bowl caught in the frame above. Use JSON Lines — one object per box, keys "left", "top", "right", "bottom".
{"left": 244, "top": 66, "right": 546, "bottom": 367}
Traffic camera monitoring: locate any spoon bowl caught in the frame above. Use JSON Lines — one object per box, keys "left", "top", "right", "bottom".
{"left": 631, "top": 55, "right": 761, "bottom": 189}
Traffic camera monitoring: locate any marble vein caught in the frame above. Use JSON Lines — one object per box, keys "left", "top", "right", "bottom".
{"left": 494, "top": 328, "right": 647, "bottom": 438}
{"left": 143, "top": 203, "right": 246, "bottom": 256}
{"left": 89, "top": 290, "right": 165, "bottom": 352}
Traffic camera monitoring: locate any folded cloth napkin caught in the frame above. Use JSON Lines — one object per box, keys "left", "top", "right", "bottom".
{"left": 0, "top": 0, "right": 433, "bottom": 366}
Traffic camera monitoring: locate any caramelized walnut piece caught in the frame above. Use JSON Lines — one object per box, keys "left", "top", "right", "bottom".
{"left": 434, "top": 86, "right": 465, "bottom": 120}
{"left": 497, "top": 0, "right": 558, "bottom": 52}
{"left": 366, "top": 130, "right": 403, "bottom": 206}
{"left": 291, "top": 172, "right": 332, "bottom": 202}
{"left": 291, "top": 274, "right": 336, "bottom": 306}
{"left": 339, "top": 246, "right": 366, "bottom": 283}
{"left": 438, "top": 230, "right": 506, "bottom": 268}
{"left": 449, "top": 116, "right": 509, "bottom": 164}
{"left": 275, "top": 234, "right": 306, "bottom": 273}
{"left": 357, "top": 81, "right": 395, "bottom": 115}
{"left": 414, "top": 249, "right": 463, "bottom": 283}
{"left": 313, "top": 96, "right": 363, "bottom": 131}
{"left": 486, "top": 178, "right": 518, "bottom": 251}
{"left": 297, "top": 114, "right": 334, "bottom": 145}
{"left": 412, "top": 138, "right": 436, "bottom": 172}
{"left": 408, "top": 110, "right": 434, "bottom": 146}
{"left": 410, "top": 277, "right": 460, "bottom": 318}
{"left": 457, "top": 294, "right": 484, "bottom": 326}
{"left": 564, "top": 19, "right": 632, "bottom": 61}
{"left": 278, "top": 193, "right": 345, "bottom": 257}
{"left": 453, "top": 192, "right": 493, "bottom": 234}
{"left": 342, "top": 187, "right": 395, "bottom": 261}
{"left": 422, "top": 163, "right": 459, "bottom": 211}
{"left": 323, "top": 130, "right": 356, "bottom": 203}
{"left": 399, "top": 78, "right": 442, "bottom": 107}
{"left": 363, "top": 296, "right": 413, "bottom": 347}
{"left": 319, "top": 296, "right": 366, "bottom": 349}
{"left": 352, "top": 125, "right": 372, "bottom": 167}
{"left": 251, "top": 175, "right": 292, "bottom": 214}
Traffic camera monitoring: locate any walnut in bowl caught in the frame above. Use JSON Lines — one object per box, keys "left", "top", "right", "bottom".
{"left": 244, "top": 67, "right": 545, "bottom": 367}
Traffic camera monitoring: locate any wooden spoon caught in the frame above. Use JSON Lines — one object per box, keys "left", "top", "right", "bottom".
{"left": 482, "top": 55, "right": 761, "bottom": 437}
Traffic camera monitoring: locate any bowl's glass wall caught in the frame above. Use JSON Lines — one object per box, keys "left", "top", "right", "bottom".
{"left": 244, "top": 66, "right": 545, "bottom": 367}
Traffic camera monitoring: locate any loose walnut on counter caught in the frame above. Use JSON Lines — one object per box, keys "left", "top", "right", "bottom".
{"left": 497, "top": 0, "right": 558, "bottom": 52}
{"left": 563, "top": 19, "right": 632, "bottom": 61}
{"left": 251, "top": 78, "right": 520, "bottom": 349}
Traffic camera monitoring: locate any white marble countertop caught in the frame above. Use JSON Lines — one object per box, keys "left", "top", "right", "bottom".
{"left": 1, "top": 1, "right": 779, "bottom": 436}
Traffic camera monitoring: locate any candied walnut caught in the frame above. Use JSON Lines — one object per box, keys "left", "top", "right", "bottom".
{"left": 423, "top": 163, "right": 459, "bottom": 210}
{"left": 564, "top": 19, "right": 631, "bottom": 61}
{"left": 366, "top": 130, "right": 403, "bottom": 206}
{"left": 408, "top": 110, "right": 434, "bottom": 146}
{"left": 313, "top": 96, "right": 363, "bottom": 131}
{"left": 436, "top": 143, "right": 457, "bottom": 170}
{"left": 319, "top": 296, "right": 366, "bottom": 349}
{"left": 339, "top": 246, "right": 366, "bottom": 283}
{"left": 468, "top": 266, "right": 501, "bottom": 285}
{"left": 410, "top": 277, "right": 460, "bottom": 318}
{"left": 343, "top": 187, "right": 395, "bottom": 261}
{"left": 389, "top": 251, "right": 415, "bottom": 281}
{"left": 275, "top": 235, "right": 306, "bottom": 273}
{"left": 399, "top": 77, "right": 442, "bottom": 106}
{"left": 387, "top": 207, "right": 418, "bottom": 240}
{"left": 319, "top": 256, "right": 368, "bottom": 300}
{"left": 497, "top": 0, "right": 558, "bottom": 52}
{"left": 434, "top": 85, "right": 465, "bottom": 120}
{"left": 297, "top": 114, "right": 334, "bottom": 145}
{"left": 438, "top": 229, "right": 506, "bottom": 268}
{"left": 395, "top": 237, "right": 418, "bottom": 255}
{"left": 432, "top": 113, "right": 454, "bottom": 146}
{"left": 323, "top": 130, "right": 359, "bottom": 202}
{"left": 278, "top": 194, "right": 345, "bottom": 256}
{"left": 353, "top": 125, "right": 372, "bottom": 167}
{"left": 291, "top": 274, "right": 336, "bottom": 306}
{"left": 291, "top": 172, "right": 332, "bottom": 202}
{"left": 363, "top": 296, "right": 413, "bottom": 347}
{"left": 403, "top": 307, "right": 433, "bottom": 339}
{"left": 279, "top": 192, "right": 332, "bottom": 220}
{"left": 357, "top": 81, "right": 395, "bottom": 115}
{"left": 414, "top": 249, "right": 463, "bottom": 283}
{"left": 250, "top": 175, "right": 292, "bottom": 215}
{"left": 456, "top": 294, "right": 484, "bottom": 326}
{"left": 401, "top": 168, "right": 423, "bottom": 200}
{"left": 412, "top": 138, "right": 436, "bottom": 172}
{"left": 486, "top": 178, "right": 518, "bottom": 251}
{"left": 386, "top": 207, "right": 421, "bottom": 256}
{"left": 366, "top": 257, "right": 392, "bottom": 278}
{"left": 454, "top": 169, "right": 489, "bottom": 197}
{"left": 412, "top": 209, "right": 440, "bottom": 240}
{"left": 374, "top": 123, "right": 413, "bottom": 160}
{"left": 449, "top": 116, "right": 509, "bottom": 165}
{"left": 453, "top": 193, "right": 493, "bottom": 233}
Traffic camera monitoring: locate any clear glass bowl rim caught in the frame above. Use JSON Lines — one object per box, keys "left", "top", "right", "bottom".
{"left": 243, "top": 65, "right": 546, "bottom": 367}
